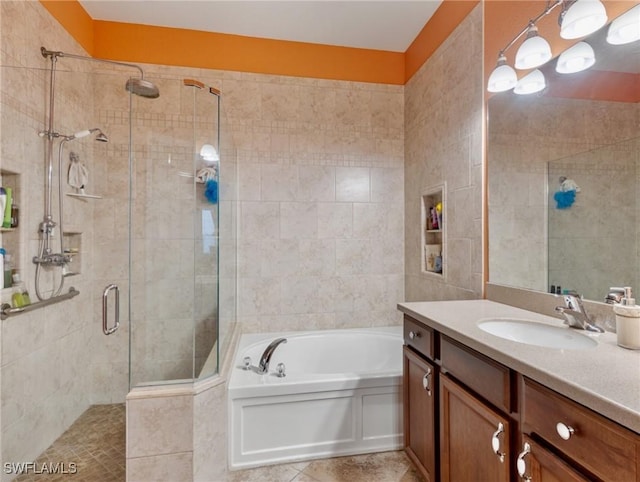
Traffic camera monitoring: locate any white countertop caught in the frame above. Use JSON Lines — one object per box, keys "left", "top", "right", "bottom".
{"left": 398, "top": 299, "right": 640, "bottom": 434}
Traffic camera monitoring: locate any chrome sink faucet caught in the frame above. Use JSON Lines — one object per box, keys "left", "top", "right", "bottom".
{"left": 257, "top": 338, "right": 287, "bottom": 374}
{"left": 555, "top": 292, "right": 604, "bottom": 333}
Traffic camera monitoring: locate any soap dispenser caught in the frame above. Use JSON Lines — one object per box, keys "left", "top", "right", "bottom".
{"left": 613, "top": 287, "right": 640, "bottom": 350}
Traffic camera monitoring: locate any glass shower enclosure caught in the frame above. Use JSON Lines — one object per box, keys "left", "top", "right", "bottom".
{"left": 1, "top": 51, "right": 236, "bottom": 468}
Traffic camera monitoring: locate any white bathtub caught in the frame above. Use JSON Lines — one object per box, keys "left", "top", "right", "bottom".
{"left": 228, "top": 326, "right": 403, "bottom": 469}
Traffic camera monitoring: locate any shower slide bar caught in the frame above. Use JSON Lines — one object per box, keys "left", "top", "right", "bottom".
{"left": 0, "top": 287, "right": 79, "bottom": 320}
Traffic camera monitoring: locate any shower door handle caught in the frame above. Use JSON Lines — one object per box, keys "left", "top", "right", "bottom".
{"left": 102, "top": 284, "right": 120, "bottom": 335}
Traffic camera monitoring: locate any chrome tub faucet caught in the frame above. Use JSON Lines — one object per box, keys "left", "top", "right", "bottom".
{"left": 555, "top": 291, "right": 604, "bottom": 333}
{"left": 257, "top": 338, "right": 287, "bottom": 374}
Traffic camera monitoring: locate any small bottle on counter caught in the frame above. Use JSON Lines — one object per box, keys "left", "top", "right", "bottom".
{"left": 613, "top": 287, "right": 640, "bottom": 350}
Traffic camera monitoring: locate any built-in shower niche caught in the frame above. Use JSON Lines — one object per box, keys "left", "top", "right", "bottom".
{"left": 63, "top": 231, "right": 82, "bottom": 276}
{"left": 0, "top": 168, "right": 21, "bottom": 302}
{"left": 421, "top": 184, "right": 445, "bottom": 278}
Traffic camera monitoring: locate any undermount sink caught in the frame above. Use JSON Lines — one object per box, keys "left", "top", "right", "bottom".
{"left": 477, "top": 318, "right": 598, "bottom": 350}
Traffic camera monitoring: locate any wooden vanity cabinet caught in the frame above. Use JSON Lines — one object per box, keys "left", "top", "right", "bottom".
{"left": 403, "top": 346, "right": 437, "bottom": 482}
{"left": 516, "top": 434, "right": 590, "bottom": 482}
{"left": 521, "top": 377, "right": 640, "bottom": 482}
{"left": 402, "top": 315, "right": 640, "bottom": 482}
{"left": 439, "top": 336, "right": 514, "bottom": 482}
{"left": 440, "top": 374, "right": 511, "bottom": 482}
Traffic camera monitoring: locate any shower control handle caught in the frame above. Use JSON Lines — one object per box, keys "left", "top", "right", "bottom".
{"left": 102, "top": 284, "right": 120, "bottom": 335}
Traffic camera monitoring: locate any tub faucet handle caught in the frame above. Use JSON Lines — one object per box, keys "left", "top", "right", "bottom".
{"left": 242, "top": 356, "right": 252, "bottom": 370}
{"left": 276, "top": 362, "right": 286, "bottom": 378}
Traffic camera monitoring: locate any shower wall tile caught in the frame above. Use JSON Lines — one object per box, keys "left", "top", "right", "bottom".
{"left": 214, "top": 70, "right": 405, "bottom": 333}
{"left": 127, "top": 394, "right": 194, "bottom": 458}
{"left": 318, "top": 203, "right": 353, "bottom": 239}
{"left": 404, "top": 5, "right": 483, "bottom": 301}
{"left": 280, "top": 202, "right": 318, "bottom": 239}
{"left": 127, "top": 452, "right": 193, "bottom": 482}
{"left": 1, "top": 0, "right": 99, "bottom": 468}
{"left": 336, "top": 167, "right": 371, "bottom": 202}
{"left": 193, "top": 382, "right": 228, "bottom": 482}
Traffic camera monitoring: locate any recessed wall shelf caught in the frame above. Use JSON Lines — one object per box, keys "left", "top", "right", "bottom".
{"left": 63, "top": 232, "right": 82, "bottom": 277}
{"left": 421, "top": 184, "right": 446, "bottom": 278}
{"left": 1, "top": 169, "right": 21, "bottom": 288}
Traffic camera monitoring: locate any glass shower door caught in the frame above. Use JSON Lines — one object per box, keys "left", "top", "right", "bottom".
{"left": 128, "top": 77, "right": 222, "bottom": 386}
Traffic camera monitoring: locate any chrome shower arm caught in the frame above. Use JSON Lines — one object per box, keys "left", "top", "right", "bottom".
{"left": 41, "top": 46, "right": 145, "bottom": 79}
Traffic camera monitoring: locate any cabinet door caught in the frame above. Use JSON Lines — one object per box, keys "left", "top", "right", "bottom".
{"left": 403, "top": 346, "right": 437, "bottom": 482}
{"left": 516, "top": 435, "right": 590, "bottom": 482}
{"left": 440, "top": 374, "right": 510, "bottom": 482}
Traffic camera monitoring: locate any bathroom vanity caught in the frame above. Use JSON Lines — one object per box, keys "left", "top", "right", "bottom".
{"left": 398, "top": 300, "right": 640, "bottom": 482}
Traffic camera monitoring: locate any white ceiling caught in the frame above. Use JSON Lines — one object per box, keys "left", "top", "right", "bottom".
{"left": 78, "top": 0, "right": 443, "bottom": 52}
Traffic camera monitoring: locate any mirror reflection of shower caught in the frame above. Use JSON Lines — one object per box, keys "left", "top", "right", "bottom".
{"left": 35, "top": 46, "right": 160, "bottom": 300}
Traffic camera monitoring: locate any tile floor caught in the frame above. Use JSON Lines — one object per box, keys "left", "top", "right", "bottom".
{"left": 12, "top": 403, "right": 420, "bottom": 482}
{"left": 228, "top": 451, "right": 423, "bottom": 482}
{"left": 14, "top": 404, "right": 126, "bottom": 482}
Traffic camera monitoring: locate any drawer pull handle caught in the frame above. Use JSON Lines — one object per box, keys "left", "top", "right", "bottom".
{"left": 491, "top": 422, "right": 506, "bottom": 463}
{"left": 516, "top": 442, "right": 532, "bottom": 481}
{"left": 422, "top": 368, "right": 432, "bottom": 396}
{"left": 556, "top": 422, "right": 575, "bottom": 440}
{"left": 409, "top": 331, "right": 421, "bottom": 340}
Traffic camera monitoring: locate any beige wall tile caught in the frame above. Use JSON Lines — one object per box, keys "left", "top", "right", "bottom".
{"left": 127, "top": 395, "right": 194, "bottom": 458}
{"left": 127, "top": 452, "right": 193, "bottom": 482}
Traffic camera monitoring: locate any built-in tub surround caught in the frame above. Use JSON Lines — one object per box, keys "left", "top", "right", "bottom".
{"left": 398, "top": 299, "right": 640, "bottom": 434}
{"left": 228, "top": 327, "right": 403, "bottom": 469}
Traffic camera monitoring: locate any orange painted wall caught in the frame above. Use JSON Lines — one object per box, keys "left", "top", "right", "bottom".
{"left": 405, "top": 0, "right": 479, "bottom": 80}
{"left": 39, "top": 0, "right": 481, "bottom": 85}
{"left": 485, "top": 0, "right": 639, "bottom": 102}
{"left": 93, "top": 21, "right": 405, "bottom": 85}
{"left": 40, "top": 0, "right": 94, "bottom": 55}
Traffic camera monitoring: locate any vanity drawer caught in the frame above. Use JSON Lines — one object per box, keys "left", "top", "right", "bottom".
{"left": 403, "top": 315, "right": 434, "bottom": 360}
{"left": 522, "top": 377, "right": 639, "bottom": 482}
{"left": 440, "top": 335, "right": 512, "bottom": 413}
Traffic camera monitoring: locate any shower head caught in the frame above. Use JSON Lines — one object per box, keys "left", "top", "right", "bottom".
{"left": 126, "top": 78, "right": 160, "bottom": 99}
{"left": 63, "top": 128, "right": 109, "bottom": 142}
{"left": 92, "top": 129, "right": 109, "bottom": 142}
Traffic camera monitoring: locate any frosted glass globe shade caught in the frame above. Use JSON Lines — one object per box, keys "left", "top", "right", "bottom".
{"left": 514, "top": 69, "right": 546, "bottom": 95}
{"left": 515, "top": 34, "right": 552, "bottom": 69}
{"left": 561, "top": 0, "right": 608, "bottom": 39}
{"left": 488, "top": 63, "right": 517, "bottom": 92}
{"left": 607, "top": 5, "right": 640, "bottom": 45}
{"left": 556, "top": 42, "right": 596, "bottom": 73}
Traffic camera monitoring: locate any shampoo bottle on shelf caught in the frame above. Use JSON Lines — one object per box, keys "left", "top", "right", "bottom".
{"left": 3, "top": 253, "right": 13, "bottom": 289}
{"left": 12, "top": 273, "right": 30, "bottom": 306}
{"left": 3, "top": 187, "right": 12, "bottom": 228}
{"left": 0, "top": 248, "right": 4, "bottom": 289}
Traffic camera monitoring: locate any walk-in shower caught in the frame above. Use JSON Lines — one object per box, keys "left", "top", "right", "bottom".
{"left": 2, "top": 29, "right": 236, "bottom": 475}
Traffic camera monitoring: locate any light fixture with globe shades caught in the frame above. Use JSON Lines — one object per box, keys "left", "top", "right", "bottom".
{"left": 487, "top": 0, "right": 616, "bottom": 94}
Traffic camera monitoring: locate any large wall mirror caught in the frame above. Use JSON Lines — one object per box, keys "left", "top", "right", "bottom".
{"left": 488, "top": 3, "right": 639, "bottom": 303}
